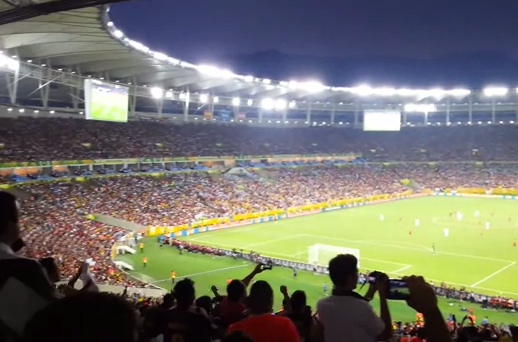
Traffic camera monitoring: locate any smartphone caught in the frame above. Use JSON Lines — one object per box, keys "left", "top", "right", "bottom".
{"left": 261, "top": 264, "right": 273, "bottom": 270}
{"left": 387, "top": 279, "right": 410, "bottom": 300}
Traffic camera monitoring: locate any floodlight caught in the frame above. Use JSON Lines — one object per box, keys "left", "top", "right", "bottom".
{"left": 232, "top": 97, "right": 241, "bottom": 106}
{"left": 150, "top": 87, "right": 164, "bottom": 99}
{"left": 247, "top": 99, "right": 253, "bottom": 106}
{"left": 261, "top": 98, "right": 274, "bottom": 110}
{"left": 113, "top": 30, "right": 124, "bottom": 38}
{"left": 483, "top": 87, "right": 508, "bottom": 96}
{"left": 199, "top": 94, "right": 208, "bottom": 103}
{"left": 275, "top": 99, "right": 287, "bottom": 110}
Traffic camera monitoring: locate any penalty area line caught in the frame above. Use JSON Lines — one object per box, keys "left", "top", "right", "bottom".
{"left": 470, "top": 262, "right": 516, "bottom": 287}
{"left": 151, "top": 264, "right": 251, "bottom": 284}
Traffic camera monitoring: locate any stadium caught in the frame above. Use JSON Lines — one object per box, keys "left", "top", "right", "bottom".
{"left": 1, "top": 1, "right": 518, "bottom": 341}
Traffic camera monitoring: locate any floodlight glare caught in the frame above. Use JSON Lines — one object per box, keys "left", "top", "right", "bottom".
{"left": 247, "top": 99, "right": 253, "bottom": 106}
{"left": 150, "top": 87, "right": 164, "bottom": 99}
{"left": 261, "top": 98, "right": 274, "bottom": 110}
{"left": 483, "top": 87, "right": 508, "bottom": 96}
{"left": 275, "top": 99, "right": 287, "bottom": 110}
{"left": 232, "top": 97, "right": 241, "bottom": 106}
{"left": 199, "top": 94, "right": 208, "bottom": 103}
{"left": 404, "top": 103, "right": 437, "bottom": 112}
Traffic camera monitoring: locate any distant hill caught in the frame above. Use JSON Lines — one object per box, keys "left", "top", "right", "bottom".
{"left": 211, "top": 50, "right": 518, "bottom": 88}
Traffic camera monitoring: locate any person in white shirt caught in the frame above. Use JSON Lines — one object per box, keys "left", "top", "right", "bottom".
{"left": 316, "top": 254, "right": 392, "bottom": 342}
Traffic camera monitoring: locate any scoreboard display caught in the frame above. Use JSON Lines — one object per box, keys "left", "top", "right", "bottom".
{"left": 363, "top": 110, "right": 401, "bottom": 131}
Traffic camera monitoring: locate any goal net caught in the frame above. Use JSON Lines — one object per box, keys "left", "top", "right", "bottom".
{"left": 308, "top": 244, "right": 360, "bottom": 268}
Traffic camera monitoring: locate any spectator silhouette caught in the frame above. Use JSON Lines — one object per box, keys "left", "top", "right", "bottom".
{"left": 228, "top": 280, "right": 299, "bottom": 342}
{"left": 24, "top": 292, "right": 137, "bottom": 342}
{"left": 0, "top": 191, "right": 60, "bottom": 342}
{"left": 159, "top": 278, "right": 213, "bottom": 342}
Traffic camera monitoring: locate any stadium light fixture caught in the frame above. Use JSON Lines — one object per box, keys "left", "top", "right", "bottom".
{"left": 275, "top": 99, "right": 287, "bottom": 110}
{"left": 404, "top": 103, "right": 437, "bottom": 112}
{"left": 7, "top": 108, "right": 12, "bottom": 111}
{"left": 261, "top": 98, "right": 274, "bottom": 110}
{"left": 288, "top": 101, "right": 296, "bottom": 108}
{"left": 113, "top": 30, "right": 124, "bottom": 38}
{"left": 33, "top": 110, "right": 39, "bottom": 114}
{"left": 199, "top": 94, "right": 208, "bottom": 103}
{"left": 483, "top": 87, "right": 508, "bottom": 96}
{"left": 243, "top": 75, "right": 254, "bottom": 82}
{"left": 232, "top": 97, "right": 241, "bottom": 106}
{"left": 247, "top": 99, "right": 253, "bottom": 106}
{"left": 213, "top": 96, "right": 219, "bottom": 103}
{"left": 49, "top": 111, "right": 55, "bottom": 114}
{"left": 18, "top": 109, "right": 24, "bottom": 113}
{"left": 150, "top": 87, "right": 164, "bottom": 99}
{"left": 262, "top": 79, "right": 271, "bottom": 84}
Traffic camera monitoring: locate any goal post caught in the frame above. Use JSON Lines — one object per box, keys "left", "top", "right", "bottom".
{"left": 308, "top": 244, "right": 360, "bottom": 268}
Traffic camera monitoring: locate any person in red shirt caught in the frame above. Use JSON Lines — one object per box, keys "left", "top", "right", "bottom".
{"left": 228, "top": 280, "right": 299, "bottom": 342}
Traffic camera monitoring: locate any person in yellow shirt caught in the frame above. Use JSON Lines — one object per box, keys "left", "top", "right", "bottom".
{"left": 142, "top": 256, "right": 148, "bottom": 268}
{"left": 139, "top": 242, "right": 144, "bottom": 253}
{"left": 171, "top": 270, "right": 177, "bottom": 285}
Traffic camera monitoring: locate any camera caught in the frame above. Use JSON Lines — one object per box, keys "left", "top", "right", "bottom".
{"left": 367, "top": 271, "right": 410, "bottom": 300}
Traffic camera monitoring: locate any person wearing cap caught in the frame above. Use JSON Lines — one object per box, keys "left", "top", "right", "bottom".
{"left": 0, "top": 191, "right": 60, "bottom": 341}
{"left": 316, "top": 254, "right": 393, "bottom": 342}
{"left": 228, "top": 280, "right": 299, "bottom": 342}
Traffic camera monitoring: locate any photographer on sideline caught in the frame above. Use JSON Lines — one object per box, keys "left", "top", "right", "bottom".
{"left": 316, "top": 254, "right": 393, "bottom": 342}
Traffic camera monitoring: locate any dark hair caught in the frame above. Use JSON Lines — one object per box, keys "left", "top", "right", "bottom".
{"left": 0, "top": 191, "right": 18, "bottom": 236}
{"left": 195, "top": 295, "right": 213, "bottom": 315}
{"left": 290, "top": 290, "right": 307, "bottom": 312}
{"left": 328, "top": 254, "right": 358, "bottom": 286}
{"left": 173, "top": 278, "right": 195, "bottom": 307}
{"left": 227, "top": 279, "right": 246, "bottom": 302}
{"left": 247, "top": 280, "right": 273, "bottom": 313}
{"left": 24, "top": 292, "right": 137, "bottom": 342}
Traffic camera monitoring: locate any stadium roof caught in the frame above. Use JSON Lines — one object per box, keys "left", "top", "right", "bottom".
{"left": 0, "top": 3, "right": 518, "bottom": 112}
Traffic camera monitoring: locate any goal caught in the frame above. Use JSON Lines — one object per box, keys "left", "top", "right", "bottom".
{"left": 308, "top": 244, "right": 360, "bottom": 268}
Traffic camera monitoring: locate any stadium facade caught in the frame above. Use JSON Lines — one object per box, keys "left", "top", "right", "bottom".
{"left": 0, "top": 4, "right": 517, "bottom": 126}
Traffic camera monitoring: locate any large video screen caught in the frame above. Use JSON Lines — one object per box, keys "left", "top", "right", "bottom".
{"left": 84, "top": 79, "right": 129, "bottom": 123}
{"left": 363, "top": 110, "right": 401, "bottom": 131}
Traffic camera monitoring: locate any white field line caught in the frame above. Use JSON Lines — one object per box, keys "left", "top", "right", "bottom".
{"left": 470, "top": 262, "right": 516, "bottom": 287}
{"left": 151, "top": 264, "right": 251, "bottom": 284}
{"left": 301, "top": 234, "right": 515, "bottom": 263}
{"left": 391, "top": 265, "right": 412, "bottom": 273}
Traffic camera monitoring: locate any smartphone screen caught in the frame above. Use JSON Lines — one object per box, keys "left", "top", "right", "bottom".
{"left": 387, "top": 279, "right": 410, "bottom": 300}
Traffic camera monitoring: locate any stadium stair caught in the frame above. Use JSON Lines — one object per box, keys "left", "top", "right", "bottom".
{"left": 405, "top": 179, "right": 425, "bottom": 192}
{"left": 91, "top": 213, "right": 146, "bottom": 232}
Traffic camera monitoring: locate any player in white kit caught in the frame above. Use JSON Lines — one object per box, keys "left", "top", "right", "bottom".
{"left": 415, "top": 219, "right": 420, "bottom": 227}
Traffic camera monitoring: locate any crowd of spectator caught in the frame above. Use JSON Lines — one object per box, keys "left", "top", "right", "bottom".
{"left": 4, "top": 118, "right": 518, "bottom": 341}
{"left": 1, "top": 117, "right": 518, "bottom": 162}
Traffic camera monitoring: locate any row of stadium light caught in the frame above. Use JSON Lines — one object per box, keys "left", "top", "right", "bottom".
{"left": 5, "top": 107, "right": 516, "bottom": 127}
{"left": 102, "top": 14, "right": 518, "bottom": 99}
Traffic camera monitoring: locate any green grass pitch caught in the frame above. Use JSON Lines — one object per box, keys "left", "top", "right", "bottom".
{"left": 117, "top": 196, "right": 518, "bottom": 323}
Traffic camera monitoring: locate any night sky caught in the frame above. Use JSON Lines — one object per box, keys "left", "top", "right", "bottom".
{"left": 111, "top": 0, "right": 518, "bottom": 63}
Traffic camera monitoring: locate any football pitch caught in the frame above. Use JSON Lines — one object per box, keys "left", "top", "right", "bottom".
{"left": 118, "top": 196, "right": 518, "bottom": 323}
